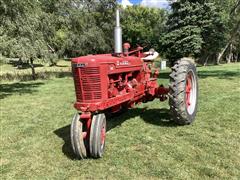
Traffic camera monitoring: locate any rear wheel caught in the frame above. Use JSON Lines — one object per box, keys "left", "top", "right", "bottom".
{"left": 169, "top": 58, "right": 198, "bottom": 125}
{"left": 70, "top": 113, "right": 87, "bottom": 159}
{"left": 89, "top": 113, "right": 106, "bottom": 158}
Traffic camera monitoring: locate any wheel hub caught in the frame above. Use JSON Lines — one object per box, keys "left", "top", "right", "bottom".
{"left": 185, "top": 70, "right": 197, "bottom": 115}
{"left": 186, "top": 74, "right": 192, "bottom": 107}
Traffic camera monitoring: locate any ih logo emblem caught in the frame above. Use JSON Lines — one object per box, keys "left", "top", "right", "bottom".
{"left": 117, "top": 61, "right": 130, "bottom": 66}
{"left": 73, "top": 63, "right": 88, "bottom": 68}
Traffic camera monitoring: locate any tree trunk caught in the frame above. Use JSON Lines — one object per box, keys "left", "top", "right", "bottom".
{"left": 29, "top": 57, "right": 36, "bottom": 80}
{"left": 217, "top": 42, "right": 230, "bottom": 64}
{"left": 227, "top": 43, "right": 233, "bottom": 63}
{"left": 217, "top": 20, "right": 240, "bottom": 64}
{"left": 216, "top": 53, "right": 221, "bottom": 65}
{"left": 49, "top": 58, "right": 57, "bottom": 66}
{"left": 17, "top": 57, "right": 23, "bottom": 69}
{"left": 47, "top": 44, "right": 57, "bottom": 66}
{"left": 198, "top": 50, "right": 208, "bottom": 65}
{"left": 230, "top": 0, "right": 240, "bottom": 15}
{"left": 203, "top": 55, "right": 209, "bottom": 66}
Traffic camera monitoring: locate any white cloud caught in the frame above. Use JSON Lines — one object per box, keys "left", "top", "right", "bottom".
{"left": 140, "top": 0, "right": 169, "bottom": 9}
{"left": 120, "top": 0, "right": 133, "bottom": 8}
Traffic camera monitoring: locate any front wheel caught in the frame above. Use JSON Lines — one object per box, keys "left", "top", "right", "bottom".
{"left": 169, "top": 58, "right": 199, "bottom": 125}
{"left": 70, "top": 113, "right": 87, "bottom": 159}
{"left": 89, "top": 113, "right": 106, "bottom": 158}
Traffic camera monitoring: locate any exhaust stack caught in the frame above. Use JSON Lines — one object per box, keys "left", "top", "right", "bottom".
{"left": 114, "top": 9, "right": 122, "bottom": 54}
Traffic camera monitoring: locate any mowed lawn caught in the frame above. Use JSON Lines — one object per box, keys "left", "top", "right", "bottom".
{"left": 1, "top": 63, "right": 240, "bottom": 179}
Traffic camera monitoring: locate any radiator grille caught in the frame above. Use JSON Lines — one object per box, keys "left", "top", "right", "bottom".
{"left": 73, "top": 67, "right": 102, "bottom": 101}
{"left": 73, "top": 68, "right": 83, "bottom": 100}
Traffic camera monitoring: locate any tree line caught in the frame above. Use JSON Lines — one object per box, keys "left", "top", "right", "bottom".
{"left": 0, "top": 0, "right": 239, "bottom": 68}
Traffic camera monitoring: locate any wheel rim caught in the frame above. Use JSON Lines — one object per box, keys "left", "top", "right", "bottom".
{"left": 185, "top": 70, "right": 197, "bottom": 115}
{"left": 100, "top": 124, "right": 106, "bottom": 150}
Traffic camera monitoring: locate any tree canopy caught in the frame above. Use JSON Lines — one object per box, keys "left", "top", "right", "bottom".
{"left": 121, "top": 5, "right": 167, "bottom": 52}
{"left": 0, "top": 0, "right": 117, "bottom": 61}
{"left": 162, "top": 0, "right": 229, "bottom": 64}
{"left": 0, "top": 0, "right": 239, "bottom": 67}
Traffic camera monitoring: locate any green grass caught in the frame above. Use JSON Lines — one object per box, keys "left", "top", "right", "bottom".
{"left": 1, "top": 63, "right": 240, "bottom": 179}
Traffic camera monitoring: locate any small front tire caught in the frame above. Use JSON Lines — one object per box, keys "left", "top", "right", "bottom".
{"left": 89, "top": 113, "right": 106, "bottom": 158}
{"left": 70, "top": 113, "right": 87, "bottom": 159}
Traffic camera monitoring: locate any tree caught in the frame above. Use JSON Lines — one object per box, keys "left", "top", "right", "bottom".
{"left": 163, "top": 0, "right": 226, "bottom": 65}
{"left": 162, "top": 1, "right": 203, "bottom": 61}
{"left": 213, "top": 0, "right": 240, "bottom": 63}
{"left": 51, "top": 0, "right": 117, "bottom": 57}
{"left": 0, "top": 0, "right": 49, "bottom": 79}
{"left": 0, "top": 0, "right": 117, "bottom": 74}
{"left": 121, "top": 5, "right": 167, "bottom": 52}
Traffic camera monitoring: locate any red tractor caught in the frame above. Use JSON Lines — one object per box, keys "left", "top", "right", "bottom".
{"left": 71, "top": 10, "right": 198, "bottom": 159}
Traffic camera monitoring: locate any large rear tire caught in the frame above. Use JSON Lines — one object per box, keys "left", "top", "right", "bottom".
{"left": 169, "top": 58, "right": 198, "bottom": 125}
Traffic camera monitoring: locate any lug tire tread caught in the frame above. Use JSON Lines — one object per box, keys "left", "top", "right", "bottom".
{"left": 169, "top": 59, "right": 198, "bottom": 125}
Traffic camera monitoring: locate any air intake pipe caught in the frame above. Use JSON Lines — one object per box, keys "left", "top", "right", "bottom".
{"left": 114, "top": 9, "right": 122, "bottom": 55}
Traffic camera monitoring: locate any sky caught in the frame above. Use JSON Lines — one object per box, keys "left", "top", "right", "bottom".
{"left": 118, "top": 0, "right": 170, "bottom": 9}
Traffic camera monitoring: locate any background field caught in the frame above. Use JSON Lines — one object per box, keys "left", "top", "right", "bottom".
{"left": 1, "top": 63, "right": 240, "bottom": 179}
{"left": 0, "top": 60, "right": 71, "bottom": 82}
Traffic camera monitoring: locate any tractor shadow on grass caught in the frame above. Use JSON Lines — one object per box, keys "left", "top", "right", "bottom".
{"left": 54, "top": 124, "right": 76, "bottom": 160}
{"left": 54, "top": 107, "right": 175, "bottom": 160}
{"left": 107, "top": 107, "right": 177, "bottom": 131}
{"left": 139, "top": 108, "right": 177, "bottom": 127}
